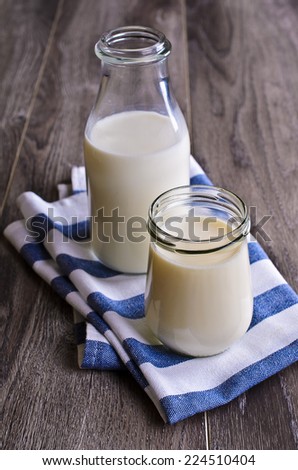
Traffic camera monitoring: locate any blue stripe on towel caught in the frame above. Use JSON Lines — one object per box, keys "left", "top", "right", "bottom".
{"left": 190, "top": 174, "right": 212, "bottom": 185}
{"left": 80, "top": 339, "right": 123, "bottom": 370}
{"left": 88, "top": 292, "right": 144, "bottom": 319}
{"left": 51, "top": 276, "right": 78, "bottom": 298}
{"left": 72, "top": 189, "right": 86, "bottom": 195}
{"left": 251, "top": 284, "right": 298, "bottom": 328}
{"left": 248, "top": 242, "right": 268, "bottom": 264}
{"left": 87, "top": 311, "right": 111, "bottom": 334}
{"left": 59, "top": 219, "right": 89, "bottom": 240}
{"left": 20, "top": 243, "right": 51, "bottom": 266}
{"left": 126, "top": 360, "right": 149, "bottom": 389}
{"left": 29, "top": 213, "right": 90, "bottom": 241}
{"left": 160, "top": 340, "right": 298, "bottom": 424}
{"left": 57, "top": 254, "right": 119, "bottom": 278}
{"left": 123, "top": 338, "right": 191, "bottom": 367}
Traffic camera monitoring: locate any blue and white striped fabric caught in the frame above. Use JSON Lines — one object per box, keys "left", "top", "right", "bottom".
{"left": 4, "top": 157, "right": 298, "bottom": 424}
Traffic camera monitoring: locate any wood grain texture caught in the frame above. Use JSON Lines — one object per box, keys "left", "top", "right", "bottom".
{"left": 207, "top": 368, "right": 298, "bottom": 450}
{"left": 0, "top": 0, "right": 59, "bottom": 212}
{"left": 187, "top": 0, "right": 298, "bottom": 449}
{"left": 187, "top": 0, "right": 298, "bottom": 290}
{"left": 2, "top": 0, "right": 206, "bottom": 450}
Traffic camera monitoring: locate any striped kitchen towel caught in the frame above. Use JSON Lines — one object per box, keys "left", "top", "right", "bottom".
{"left": 4, "top": 157, "right": 298, "bottom": 424}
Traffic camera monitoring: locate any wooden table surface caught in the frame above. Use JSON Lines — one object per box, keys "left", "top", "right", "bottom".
{"left": 1, "top": 0, "right": 297, "bottom": 450}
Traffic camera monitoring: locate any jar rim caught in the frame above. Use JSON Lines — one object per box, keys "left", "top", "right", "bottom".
{"left": 95, "top": 26, "right": 171, "bottom": 65}
{"left": 148, "top": 185, "right": 250, "bottom": 254}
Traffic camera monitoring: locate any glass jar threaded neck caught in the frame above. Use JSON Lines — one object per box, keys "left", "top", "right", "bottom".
{"left": 148, "top": 185, "right": 250, "bottom": 254}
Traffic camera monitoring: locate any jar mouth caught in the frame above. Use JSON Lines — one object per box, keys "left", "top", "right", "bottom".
{"left": 95, "top": 26, "right": 171, "bottom": 65}
{"left": 148, "top": 185, "right": 250, "bottom": 254}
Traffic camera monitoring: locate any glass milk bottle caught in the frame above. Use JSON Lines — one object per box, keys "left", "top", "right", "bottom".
{"left": 84, "top": 26, "right": 190, "bottom": 273}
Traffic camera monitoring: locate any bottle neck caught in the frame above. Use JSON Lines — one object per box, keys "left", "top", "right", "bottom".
{"left": 92, "top": 57, "right": 177, "bottom": 120}
{"left": 102, "top": 57, "right": 169, "bottom": 89}
{"left": 86, "top": 26, "right": 187, "bottom": 138}
{"left": 95, "top": 26, "right": 171, "bottom": 65}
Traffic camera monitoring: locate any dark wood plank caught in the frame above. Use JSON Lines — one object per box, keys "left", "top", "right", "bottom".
{"left": 2, "top": 0, "right": 206, "bottom": 449}
{"left": 208, "top": 368, "right": 298, "bottom": 450}
{"left": 187, "top": 0, "right": 298, "bottom": 449}
{"left": 0, "top": 0, "right": 59, "bottom": 213}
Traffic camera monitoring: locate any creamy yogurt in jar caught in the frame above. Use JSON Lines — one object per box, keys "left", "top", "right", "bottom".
{"left": 145, "top": 185, "right": 253, "bottom": 357}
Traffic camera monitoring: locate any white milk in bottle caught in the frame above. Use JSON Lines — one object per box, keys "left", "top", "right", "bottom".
{"left": 84, "top": 111, "right": 190, "bottom": 273}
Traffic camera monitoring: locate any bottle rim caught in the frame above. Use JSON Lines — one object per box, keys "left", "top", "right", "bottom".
{"left": 95, "top": 26, "right": 171, "bottom": 65}
{"left": 147, "top": 185, "right": 250, "bottom": 254}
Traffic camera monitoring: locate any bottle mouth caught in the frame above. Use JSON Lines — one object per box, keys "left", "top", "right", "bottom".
{"left": 95, "top": 26, "right": 171, "bottom": 65}
{"left": 148, "top": 185, "right": 250, "bottom": 254}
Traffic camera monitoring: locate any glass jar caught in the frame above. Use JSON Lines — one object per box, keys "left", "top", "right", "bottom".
{"left": 145, "top": 185, "right": 253, "bottom": 357}
{"left": 84, "top": 26, "right": 190, "bottom": 273}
